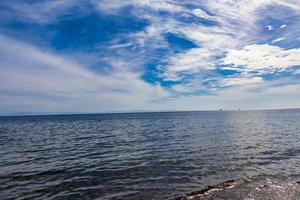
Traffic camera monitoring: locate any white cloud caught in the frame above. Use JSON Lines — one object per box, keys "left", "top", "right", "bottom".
{"left": 294, "top": 69, "right": 300, "bottom": 74}
{"left": 280, "top": 24, "right": 287, "bottom": 29}
{"left": 1, "top": 0, "right": 80, "bottom": 23}
{"left": 156, "top": 0, "right": 300, "bottom": 81}
{"left": 0, "top": 35, "right": 169, "bottom": 114}
{"left": 192, "top": 8, "right": 213, "bottom": 19}
{"left": 0, "top": 40, "right": 299, "bottom": 114}
{"left": 112, "top": 0, "right": 300, "bottom": 86}
{"left": 2, "top": 0, "right": 300, "bottom": 113}
{"left": 95, "top": 0, "right": 185, "bottom": 14}
{"left": 142, "top": 0, "right": 184, "bottom": 13}
{"left": 66, "top": 0, "right": 300, "bottom": 89}
{"left": 172, "top": 84, "right": 194, "bottom": 93}
{"left": 267, "top": 25, "right": 273, "bottom": 31}
{"left": 271, "top": 37, "right": 286, "bottom": 43}
{"left": 222, "top": 44, "right": 300, "bottom": 74}
{"left": 157, "top": 79, "right": 300, "bottom": 111}
{"left": 276, "top": 0, "right": 300, "bottom": 11}
{"left": 165, "top": 48, "right": 215, "bottom": 73}
{"left": 218, "top": 76, "right": 264, "bottom": 87}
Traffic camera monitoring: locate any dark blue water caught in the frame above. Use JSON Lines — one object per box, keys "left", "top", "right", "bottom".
{"left": 1, "top": 110, "right": 300, "bottom": 199}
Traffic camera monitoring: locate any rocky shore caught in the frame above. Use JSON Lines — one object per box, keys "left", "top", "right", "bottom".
{"left": 175, "top": 176, "right": 300, "bottom": 200}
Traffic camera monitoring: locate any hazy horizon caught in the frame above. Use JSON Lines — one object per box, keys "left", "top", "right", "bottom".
{"left": 2, "top": 107, "right": 300, "bottom": 117}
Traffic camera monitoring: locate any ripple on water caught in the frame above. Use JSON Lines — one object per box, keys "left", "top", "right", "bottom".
{"left": 0, "top": 110, "right": 300, "bottom": 199}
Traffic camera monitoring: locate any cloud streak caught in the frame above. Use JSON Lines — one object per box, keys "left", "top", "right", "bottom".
{"left": 0, "top": 35, "right": 169, "bottom": 114}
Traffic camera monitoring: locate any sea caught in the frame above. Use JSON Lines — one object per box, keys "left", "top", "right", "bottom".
{"left": 1, "top": 109, "right": 300, "bottom": 200}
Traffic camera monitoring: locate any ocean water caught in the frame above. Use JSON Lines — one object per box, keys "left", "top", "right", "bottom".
{"left": 0, "top": 110, "right": 300, "bottom": 200}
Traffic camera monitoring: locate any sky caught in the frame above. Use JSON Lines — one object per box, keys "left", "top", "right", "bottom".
{"left": 1, "top": 0, "right": 300, "bottom": 115}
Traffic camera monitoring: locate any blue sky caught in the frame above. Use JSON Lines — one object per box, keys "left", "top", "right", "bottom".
{"left": 1, "top": 0, "right": 300, "bottom": 114}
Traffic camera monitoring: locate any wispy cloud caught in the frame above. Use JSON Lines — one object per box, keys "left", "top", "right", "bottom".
{"left": 218, "top": 77, "right": 264, "bottom": 87}
{"left": 271, "top": 37, "right": 286, "bottom": 43}
{"left": 0, "top": 0, "right": 82, "bottom": 24}
{"left": 280, "top": 24, "right": 287, "bottom": 29}
{"left": 163, "top": 48, "right": 215, "bottom": 76}
{"left": 95, "top": 0, "right": 185, "bottom": 14}
{"left": 1, "top": 0, "right": 300, "bottom": 113}
{"left": 0, "top": 35, "right": 169, "bottom": 114}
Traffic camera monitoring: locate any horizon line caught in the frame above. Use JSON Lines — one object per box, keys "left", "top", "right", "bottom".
{"left": 1, "top": 107, "right": 300, "bottom": 118}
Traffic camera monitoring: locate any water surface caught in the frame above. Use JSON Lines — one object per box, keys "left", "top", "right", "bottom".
{"left": 1, "top": 110, "right": 300, "bottom": 199}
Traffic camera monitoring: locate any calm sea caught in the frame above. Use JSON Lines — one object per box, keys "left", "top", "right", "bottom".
{"left": 1, "top": 110, "right": 300, "bottom": 199}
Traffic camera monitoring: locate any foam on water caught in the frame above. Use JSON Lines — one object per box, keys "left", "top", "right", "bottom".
{"left": 176, "top": 175, "right": 300, "bottom": 200}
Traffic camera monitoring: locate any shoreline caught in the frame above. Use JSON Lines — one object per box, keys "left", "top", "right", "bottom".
{"left": 175, "top": 175, "right": 300, "bottom": 200}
